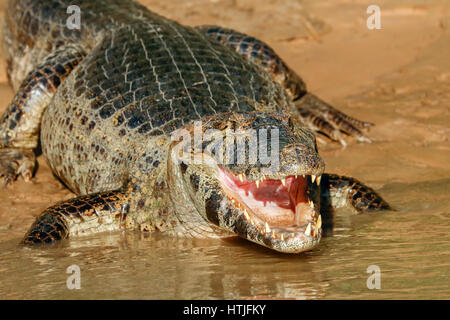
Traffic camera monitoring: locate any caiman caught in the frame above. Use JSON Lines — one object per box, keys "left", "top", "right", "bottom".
{"left": 0, "top": 0, "right": 390, "bottom": 253}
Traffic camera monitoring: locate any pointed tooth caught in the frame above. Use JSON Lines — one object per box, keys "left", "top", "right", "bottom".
{"left": 305, "top": 223, "right": 312, "bottom": 236}
{"left": 265, "top": 222, "right": 271, "bottom": 233}
{"left": 281, "top": 234, "right": 284, "bottom": 241}
{"left": 239, "top": 174, "right": 244, "bottom": 182}
{"left": 311, "top": 175, "right": 316, "bottom": 183}
{"left": 281, "top": 178, "right": 286, "bottom": 186}
{"left": 244, "top": 209, "right": 249, "bottom": 220}
{"left": 317, "top": 215, "right": 322, "bottom": 229}
{"left": 309, "top": 200, "right": 314, "bottom": 209}
{"left": 316, "top": 175, "right": 321, "bottom": 186}
{"left": 302, "top": 174, "right": 305, "bottom": 178}
{"left": 255, "top": 180, "right": 260, "bottom": 188}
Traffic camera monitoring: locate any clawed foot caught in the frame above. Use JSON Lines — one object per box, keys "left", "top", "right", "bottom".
{"left": 320, "top": 173, "right": 391, "bottom": 213}
{"left": 295, "top": 93, "right": 373, "bottom": 146}
{"left": 0, "top": 148, "right": 36, "bottom": 185}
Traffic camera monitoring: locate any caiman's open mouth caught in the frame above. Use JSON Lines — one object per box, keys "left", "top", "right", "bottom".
{"left": 218, "top": 167, "right": 322, "bottom": 252}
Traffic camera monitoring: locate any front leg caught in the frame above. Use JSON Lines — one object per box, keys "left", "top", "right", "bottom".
{"left": 22, "top": 190, "right": 132, "bottom": 244}
{"left": 319, "top": 173, "right": 391, "bottom": 220}
{"left": 0, "top": 46, "right": 85, "bottom": 185}
{"left": 22, "top": 168, "right": 178, "bottom": 245}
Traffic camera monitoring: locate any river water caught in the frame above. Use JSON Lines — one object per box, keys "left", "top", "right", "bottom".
{"left": 1, "top": 194, "right": 449, "bottom": 299}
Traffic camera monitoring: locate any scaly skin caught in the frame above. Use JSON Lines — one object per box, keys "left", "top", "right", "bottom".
{"left": 0, "top": 0, "right": 390, "bottom": 253}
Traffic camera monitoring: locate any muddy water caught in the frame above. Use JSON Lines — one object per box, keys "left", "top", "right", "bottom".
{"left": 0, "top": 0, "right": 449, "bottom": 299}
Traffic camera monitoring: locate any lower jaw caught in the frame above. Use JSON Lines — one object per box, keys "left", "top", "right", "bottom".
{"left": 270, "top": 235, "right": 321, "bottom": 253}
{"left": 229, "top": 202, "right": 322, "bottom": 253}
{"left": 243, "top": 220, "right": 322, "bottom": 253}
{"left": 223, "top": 195, "right": 321, "bottom": 244}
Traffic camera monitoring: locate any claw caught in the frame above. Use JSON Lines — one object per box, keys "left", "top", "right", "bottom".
{"left": 4, "top": 176, "right": 14, "bottom": 187}
{"left": 24, "top": 171, "right": 32, "bottom": 182}
{"left": 339, "top": 139, "right": 347, "bottom": 148}
{"left": 0, "top": 148, "right": 36, "bottom": 185}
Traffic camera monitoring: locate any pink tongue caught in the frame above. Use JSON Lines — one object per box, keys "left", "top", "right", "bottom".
{"left": 219, "top": 168, "right": 308, "bottom": 205}
{"left": 233, "top": 176, "right": 299, "bottom": 210}
{"left": 245, "top": 181, "right": 291, "bottom": 208}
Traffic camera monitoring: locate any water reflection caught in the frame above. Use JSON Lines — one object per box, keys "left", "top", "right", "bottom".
{"left": 1, "top": 175, "right": 449, "bottom": 299}
{"left": 0, "top": 230, "right": 331, "bottom": 299}
{"left": 0, "top": 186, "right": 449, "bottom": 300}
